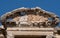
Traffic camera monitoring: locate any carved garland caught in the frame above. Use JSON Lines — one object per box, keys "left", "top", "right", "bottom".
{"left": 0, "top": 7, "right": 60, "bottom": 38}
{"left": 0, "top": 7, "right": 60, "bottom": 28}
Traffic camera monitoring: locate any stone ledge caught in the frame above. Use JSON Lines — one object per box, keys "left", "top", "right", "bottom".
{"left": 7, "top": 27, "right": 54, "bottom": 31}
{"left": 7, "top": 31, "right": 53, "bottom": 35}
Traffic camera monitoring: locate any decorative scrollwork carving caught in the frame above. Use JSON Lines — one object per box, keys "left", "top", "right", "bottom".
{"left": 0, "top": 7, "right": 60, "bottom": 28}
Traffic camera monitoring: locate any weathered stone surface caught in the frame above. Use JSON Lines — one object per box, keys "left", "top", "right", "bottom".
{"left": 0, "top": 7, "right": 60, "bottom": 38}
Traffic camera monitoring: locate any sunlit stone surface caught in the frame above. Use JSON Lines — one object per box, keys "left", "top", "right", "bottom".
{"left": 0, "top": 7, "right": 60, "bottom": 38}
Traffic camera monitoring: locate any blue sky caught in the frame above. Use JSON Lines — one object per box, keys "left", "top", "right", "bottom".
{"left": 0, "top": 0, "right": 60, "bottom": 16}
